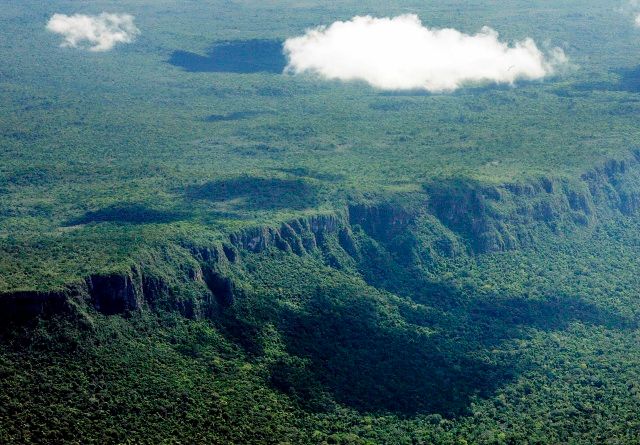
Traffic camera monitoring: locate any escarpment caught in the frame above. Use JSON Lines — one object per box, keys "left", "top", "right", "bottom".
{"left": 4, "top": 151, "right": 640, "bottom": 322}
{"left": 228, "top": 214, "right": 342, "bottom": 254}
{"left": 424, "top": 151, "right": 640, "bottom": 253}
{"left": 0, "top": 289, "right": 71, "bottom": 323}
{"left": 86, "top": 271, "right": 144, "bottom": 315}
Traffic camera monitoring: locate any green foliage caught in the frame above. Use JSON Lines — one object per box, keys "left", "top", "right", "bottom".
{"left": 4, "top": 1, "right": 640, "bottom": 443}
{"left": 4, "top": 0, "right": 640, "bottom": 290}
{"left": 4, "top": 215, "right": 640, "bottom": 443}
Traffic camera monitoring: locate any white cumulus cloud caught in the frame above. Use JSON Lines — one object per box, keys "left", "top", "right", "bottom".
{"left": 284, "top": 14, "right": 567, "bottom": 92}
{"left": 614, "top": 1, "right": 640, "bottom": 27}
{"left": 46, "top": 13, "right": 140, "bottom": 52}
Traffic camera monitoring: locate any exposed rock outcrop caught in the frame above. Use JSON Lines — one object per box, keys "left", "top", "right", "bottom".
{"left": 348, "top": 204, "right": 414, "bottom": 242}
{"left": 202, "top": 268, "right": 235, "bottom": 307}
{"left": 86, "top": 270, "right": 143, "bottom": 315}
{"left": 229, "top": 214, "right": 342, "bottom": 254}
{"left": 0, "top": 289, "right": 70, "bottom": 324}
{"left": 5, "top": 151, "right": 640, "bottom": 322}
{"left": 423, "top": 153, "right": 640, "bottom": 253}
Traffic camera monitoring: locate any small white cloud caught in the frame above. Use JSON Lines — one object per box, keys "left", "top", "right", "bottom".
{"left": 617, "top": 1, "right": 640, "bottom": 26}
{"left": 46, "top": 13, "right": 139, "bottom": 52}
{"left": 284, "top": 15, "right": 566, "bottom": 92}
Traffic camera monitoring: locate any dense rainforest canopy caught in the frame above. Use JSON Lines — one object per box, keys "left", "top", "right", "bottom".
{"left": 3, "top": 1, "right": 640, "bottom": 443}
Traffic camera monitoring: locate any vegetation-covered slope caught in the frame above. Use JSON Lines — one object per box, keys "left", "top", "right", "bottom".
{"left": 3, "top": 181, "right": 640, "bottom": 443}
{"left": 4, "top": 0, "right": 640, "bottom": 291}
{"left": 4, "top": 0, "right": 640, "bottom": 443}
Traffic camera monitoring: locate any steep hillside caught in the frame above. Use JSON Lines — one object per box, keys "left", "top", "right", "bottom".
{"left": 3, "top": 152, "right": 640, "bottom": 443}
{"left": 5, "top": 1, "right": 640, "bottom": 443}
{"left": 5, "top": 149, "right": 640, "bottom": 319}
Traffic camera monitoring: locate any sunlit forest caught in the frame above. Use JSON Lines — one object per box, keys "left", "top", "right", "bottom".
{"left": 3, "top": 1, "right": 640, "bottom": 443}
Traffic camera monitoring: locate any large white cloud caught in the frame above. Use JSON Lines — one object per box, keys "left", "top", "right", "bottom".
{"left": 46, "top": 13, "right": 140, "bottom": 52}
{"left": 284, "top": 15, "right": 567, "bottom": 92}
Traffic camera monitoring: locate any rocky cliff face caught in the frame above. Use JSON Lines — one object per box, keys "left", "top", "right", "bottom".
{"left": 0, "top": 214, "right": 348, "bottom": 323}
{"left": 228, "top": 214, "right": 342, "bottom": 255}
{"left": 348, "top": 204, "right": 414, "bottom": 242}
{"left": 582, "top": 154, "right": 640, "bottom": 215}
{"left": 0, "top": 289, "right": 71, "bottom": 323}
{"left": 86, "top": 271, "right": 144, "bottom": 315}
{"left": 424, "top": 152, "right": 640, "bottom": 253}
{"left": 4, "top": 151, "right": 640, "bottom": 322}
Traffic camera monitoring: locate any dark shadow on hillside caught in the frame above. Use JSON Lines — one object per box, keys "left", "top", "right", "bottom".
{"left": 616, "top": 65, "right": 640, "bottom": 93}
{"left": 183, "top": 176, "right": 320, "bottom": 211}
{"left": 272, "top": 287, "right": 507, "bottom": 417}
{"left": 66, "top": 204, "right": 187, "bottom": 226}
{"left": 470, "top": 295, "right": 635, "bottom": 332}
{"left": 214, "top": 221, "right": 636, "bottom": 417}
{"left": 348, "top": 221, "right": 635, "bottom": 331}
{"left": 169, "top": 40, "right": 286, "bottom": 74}
{"left": 270, "top": 285, "right": 633, "bottom": 417}
{"left": 242, "top": 223, "right": 638, "bottom": 417}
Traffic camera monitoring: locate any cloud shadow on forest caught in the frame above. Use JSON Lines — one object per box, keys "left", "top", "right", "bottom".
{"left": 169, "top": 40, "right": 286, "bottom": 74}
{"left": 183, "top": 176, "right": 321, "bottom": 211}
